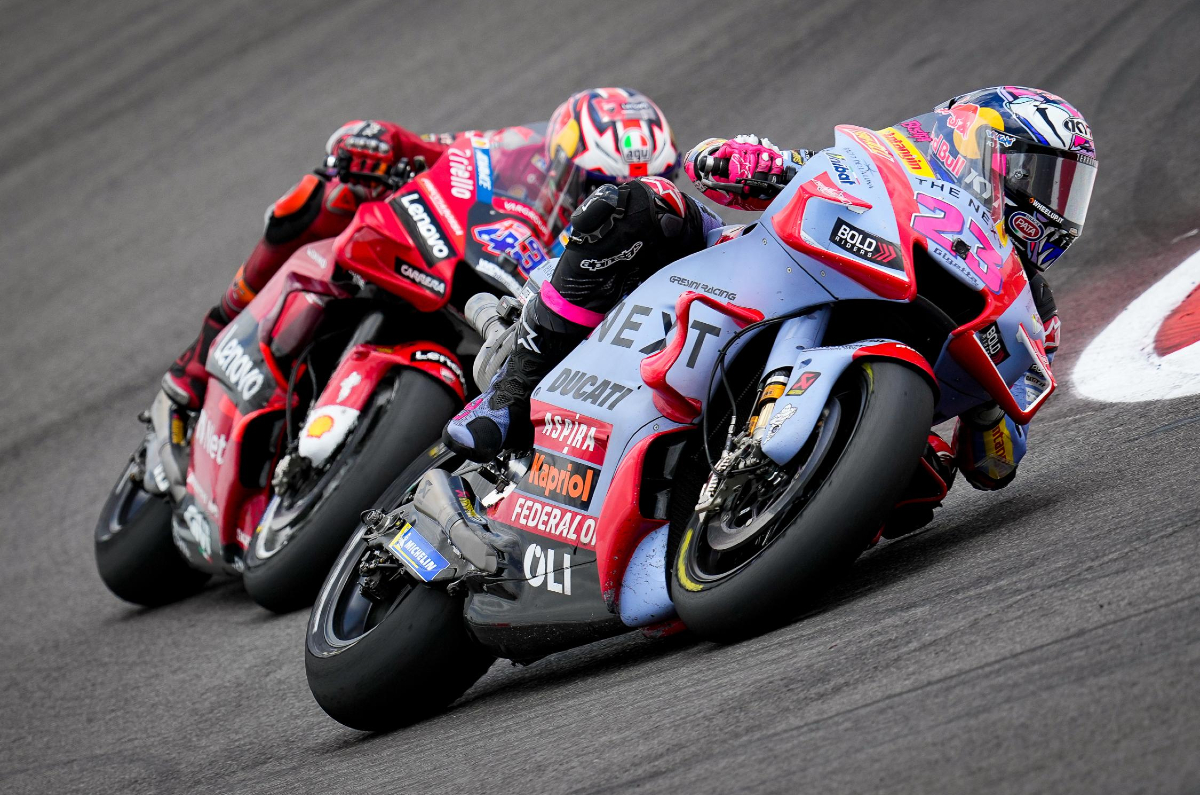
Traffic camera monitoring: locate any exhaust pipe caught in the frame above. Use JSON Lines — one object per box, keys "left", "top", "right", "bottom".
{"left": 413, "top": 469, "right": 499, "bottom": 573}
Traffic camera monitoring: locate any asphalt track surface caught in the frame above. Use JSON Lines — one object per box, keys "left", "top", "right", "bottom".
{"left": 2, "top": 1, "right": 1199, "bottom": 792}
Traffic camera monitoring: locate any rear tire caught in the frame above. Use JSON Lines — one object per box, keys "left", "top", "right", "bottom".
{"left": 95, "top": 454, "right": 210, "bottom": 606}
{"left": 243, "top": 371, "right": 459, "bottom": 614}
{"left": 671, "top": 361, "right": 933, "bottom": 641}
{"left": 305, "top": 447, "right": 494, "bottom": 731}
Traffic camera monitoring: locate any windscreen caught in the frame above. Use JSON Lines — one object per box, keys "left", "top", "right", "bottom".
{"left": 487, "top": 124, "right": 583, "bottom": 238}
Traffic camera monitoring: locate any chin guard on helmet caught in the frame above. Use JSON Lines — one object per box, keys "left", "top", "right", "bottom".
{"left": 547, "top": 87, "right": 680, "bottom": 184}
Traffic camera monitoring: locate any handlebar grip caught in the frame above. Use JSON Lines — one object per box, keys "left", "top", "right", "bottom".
{"left": 698, "top": 154, "right": 731, "bottom": 179}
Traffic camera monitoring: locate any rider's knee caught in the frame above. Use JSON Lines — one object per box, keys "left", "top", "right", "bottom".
{"left": 263, "top": 174, "right": 327, "bottom": 245}
{"left": 953, "top": 406, "right": 1028, "bottom": 491}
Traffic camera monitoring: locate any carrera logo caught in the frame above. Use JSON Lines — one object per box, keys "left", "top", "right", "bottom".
{"left": 519, "top": 450, "right": 599, "bottom": 510}
{"left": 829, "top": 218, "right": 900, "bottom": 268}
{"left": 210, "top": 333, "right": 266, "bottom": 402}
{"left": 496, "top": 493, "right": 597, "bottom": 550}
{"left": 393, "top": 193, "right": 452, "bottom": 265}
{"left": 396, "top": 261, "right": 447, "bottom": 297}
{"left": 531, "top": 400, "right": 611, "bottom": 466}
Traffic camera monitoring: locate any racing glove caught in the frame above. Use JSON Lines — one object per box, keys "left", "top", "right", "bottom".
{"left": 685, "top": 134, "right": 791, "bottom": 211}
{"left": 326, "top": 121, "right": 402, "bottom": 187}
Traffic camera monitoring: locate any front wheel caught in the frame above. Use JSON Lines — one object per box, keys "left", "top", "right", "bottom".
{"left": 95, "top": 449, "right": 210, "bottom": 606}
{"left": 243, "top": 370, "right": 458, "bottom": 614}
{"left": 671, "top": 360, "right": 934, "bottom": 641}
{"left": 305, "top": 447, "right": 495, "bottom": 731}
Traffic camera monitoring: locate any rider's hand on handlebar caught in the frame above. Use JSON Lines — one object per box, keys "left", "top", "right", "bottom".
{"left": 715, "top": 134, "right": 786, "bottom": 184}
{"left": 332, "top": 134, "right": 404, "bottom": 187}
{"left": 693, "top": 134, "right": 788, "bottom": 203}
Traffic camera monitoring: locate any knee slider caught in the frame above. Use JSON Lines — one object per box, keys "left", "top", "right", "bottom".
{"left": 263, "top": 174, "right": 325, "bottom": 245}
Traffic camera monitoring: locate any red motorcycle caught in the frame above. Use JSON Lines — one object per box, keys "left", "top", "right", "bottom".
{"left": 95, "top": 124, "right": 579, "bottom": 612}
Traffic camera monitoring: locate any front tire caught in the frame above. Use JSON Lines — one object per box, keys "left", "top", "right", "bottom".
{"left": 305, "top": 447, "right": 494, "bottom": 731}
{"left": 671, "top": 361, "right": 933, "bottom": 641}
{"left": 243, "top": 371, "right": 458, "bottom": 614}
{"left": 95, "top": 452, "right": 210, "bottom": 606}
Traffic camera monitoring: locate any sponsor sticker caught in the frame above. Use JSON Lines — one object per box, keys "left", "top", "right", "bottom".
{"left": 518, "top": 450, "right": 600, "bottom": 510}
{"left": 523, "top": 543, "right": 573, "bottom": 594}
{"left": 392, "top": 192, "right": 453, "bottom": 266}
{"left": 848, "top": 129, "right": 895, "bottom": 162}
{"left": 531, "top": 399, "right": 611, "bottom": 466}
{"left": 829, "top": 218, "right": 901, "bottom": 267}
{"left": 785, "top": 371, "right": 821, "bottom": 396}
{"left": 1009, "top": 211, "right": 1045, "bottom": 241}
{"left": 978, "top": 322, "right": 1009, "bottom": 364}
{"left": 387, "top": 521, "right": 450, "bottom": 581}
{"left": 493, "top": 493, "right": 597, "bottom": 550}
{"left": 880, "top": 127, "right": 934, "bottom": 177}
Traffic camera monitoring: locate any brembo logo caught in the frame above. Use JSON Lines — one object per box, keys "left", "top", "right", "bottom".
{"left": 211, "top": 333, "right": 264, "bottom": 401}
{"left": 519, "top": 450, "right": 599, "bottom": 510}
{"left": 397, "top": 193, "right": 451, "bottom": 260}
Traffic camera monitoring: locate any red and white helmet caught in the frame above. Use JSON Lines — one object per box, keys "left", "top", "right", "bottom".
{"left": 547, "top": 88, "right": 679, "bottom": 183}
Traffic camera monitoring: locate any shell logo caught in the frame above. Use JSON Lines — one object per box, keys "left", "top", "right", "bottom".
{"left": 306, "top": 414, "right": 336, "bottom": 438}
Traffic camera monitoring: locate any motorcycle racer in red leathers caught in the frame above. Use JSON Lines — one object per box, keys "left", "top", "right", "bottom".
{"left": 444, "top": 87, "right": 1097, "bottom": 520}
{"left": 162, "top": 88, "right": 681, "bottom": 411}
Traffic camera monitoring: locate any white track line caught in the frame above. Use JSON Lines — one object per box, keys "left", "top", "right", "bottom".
{"left": 1074, "top": 248, "right": 1200, "bottom": 402}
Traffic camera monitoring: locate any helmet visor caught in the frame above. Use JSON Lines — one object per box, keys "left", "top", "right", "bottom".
{"left": 1004, "top": 149, "right": 1096, "bottom": 228}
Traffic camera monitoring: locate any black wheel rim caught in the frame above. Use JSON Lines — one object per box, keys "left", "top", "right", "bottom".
{"left": 97, "top": 458, "right": 160, "bottom": 544}
{"left": 250, "top": 381, "right": 395, "bottom": 563}
{"left": 309, "top": 449, "right": 461, "bottom": 651}
{"left": 684, "top": 367, "right": 871, "bottom": 582}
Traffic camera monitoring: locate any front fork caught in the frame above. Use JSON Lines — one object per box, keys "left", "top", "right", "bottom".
{"left": 696, "top": 306, "right": 831, "bottom": 512}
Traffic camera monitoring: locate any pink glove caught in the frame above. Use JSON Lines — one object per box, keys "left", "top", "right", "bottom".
{"left": 716, "top": 134, "right": 786, "bottom": 183}
{"left": 685, "top": 134, "right": 787, "bottom": 211}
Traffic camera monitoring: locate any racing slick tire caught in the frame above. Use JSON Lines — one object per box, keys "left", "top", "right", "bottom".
{"left": 95, "top": 454, "right": 211, "bottom": 606}
{"left": 243, "top": 370, "right": 459, "bottom": 614}
{"left": 305, "top": 447, "right": 495, "bottom": 731}
{"left": 671, "top": 360, "right": 934, "bottom": 641}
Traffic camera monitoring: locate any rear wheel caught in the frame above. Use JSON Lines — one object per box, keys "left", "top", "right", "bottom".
{"left": 305, "top": 447, "right": 495, "bottom": 731}
{"left": 243, "top": 370, "right": 458, "bottom": 614}
{"left": 671, "top": 361, "right": 933, "bottom": 641}
{"left": 94, "top": 449, "right": 210, "bottom": 606}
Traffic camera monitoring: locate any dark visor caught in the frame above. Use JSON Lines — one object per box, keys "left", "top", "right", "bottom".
{"left": 1004, "top": 146, "right": 1096, "bottom": 228}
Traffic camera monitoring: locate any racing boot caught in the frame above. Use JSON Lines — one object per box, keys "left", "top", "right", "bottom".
{"left": 953, "top": 402, "right": 1027, "bottom": 490}
{"left": 442, "top": 301, "right": 584, "bottom": 462}
{"left": 161, "top": 305, "right": 228, "bottom": 410}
